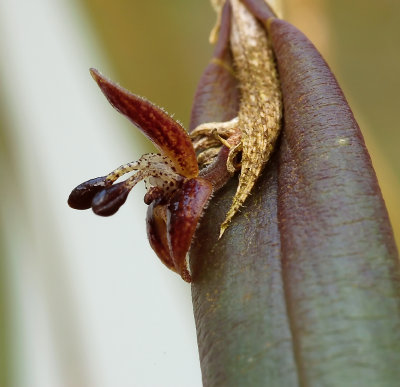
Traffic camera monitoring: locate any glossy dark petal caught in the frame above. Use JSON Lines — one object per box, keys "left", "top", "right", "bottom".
{"left": 90, "top": 68, "right": 199, "bottom": 178}
{"left": 167, "top": 178, "right": 213, "bottom": 282}
{"left": 146, "top": 201, "right": 175, "bottom": 271}
{"left": 68, "top": 176, "right": 108, "bottom": 210}
{"left": 91, "top": 182, "right": 130, "bottom": 216}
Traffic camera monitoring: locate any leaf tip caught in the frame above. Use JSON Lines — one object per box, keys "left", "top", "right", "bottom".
{"left": 89, "top": 67, "right": 101, "bottom": 83}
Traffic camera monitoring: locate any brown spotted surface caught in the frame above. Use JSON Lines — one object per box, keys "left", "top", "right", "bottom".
{"left": 90, "top": 68, "right": 199, "bottom": 178}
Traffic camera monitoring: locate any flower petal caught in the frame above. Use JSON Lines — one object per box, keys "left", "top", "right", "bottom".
{"left": 146, "top": 201, "right": 176, "bottom": 272}
{"left": 167, "top": 178, "right": 213, "bottom": 282}
{"left": 90, "top": 68, "right": 198, "bottom": 178}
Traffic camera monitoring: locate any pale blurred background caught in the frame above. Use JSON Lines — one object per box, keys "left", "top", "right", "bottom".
{"left": 0, "top": 1, "right": 399, "bottom": 386}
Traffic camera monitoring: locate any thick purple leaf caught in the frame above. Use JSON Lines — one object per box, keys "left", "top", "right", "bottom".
{"left": 191, "top": 155, "right": 298, "bottom": 385}
{"left": 190, "top": 7, "right": 400, "bottom": 387}
{"left": 190, "top": 2, "right": 297, "bottom": 384}
{"left": 269, "top": 18, "right": 400, "bottom": 384}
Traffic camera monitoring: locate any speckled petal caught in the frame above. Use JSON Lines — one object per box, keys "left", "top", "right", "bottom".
{"left": 167, "top": 178, "right": 213, "bottom": 282}
{"left": 90, "top": 68, "right": 198, "bottom": 178}
{"left": 146, "top": 201, "right": 176, "bottom": 272}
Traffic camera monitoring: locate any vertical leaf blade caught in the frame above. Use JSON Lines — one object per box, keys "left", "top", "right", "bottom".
{"left": 190, "top": 3, "right": 297, "bottom": 385}
{"left": 269, "top": 18, "right": 400, "bottom": 385}
{"left": 191, "top": 157, "right": 298, "bottom": 386}
{"left": 190, "top": 9, "right": 400, "bottom": 387}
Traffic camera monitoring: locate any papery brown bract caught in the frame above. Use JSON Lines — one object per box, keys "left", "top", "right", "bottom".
{"left": 189, "top": 1, "right": 239, "bottom": 130}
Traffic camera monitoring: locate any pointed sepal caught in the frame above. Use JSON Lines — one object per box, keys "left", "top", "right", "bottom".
{"left": 167, "top": 178, "right": 213, "bottom": 282}
{"left": 90, "top": 68, "right": 199, "bottom": 178}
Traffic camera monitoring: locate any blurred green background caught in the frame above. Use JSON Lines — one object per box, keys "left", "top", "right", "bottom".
{"left": 0, "top": 0, "right": 398, "bottom": 386}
